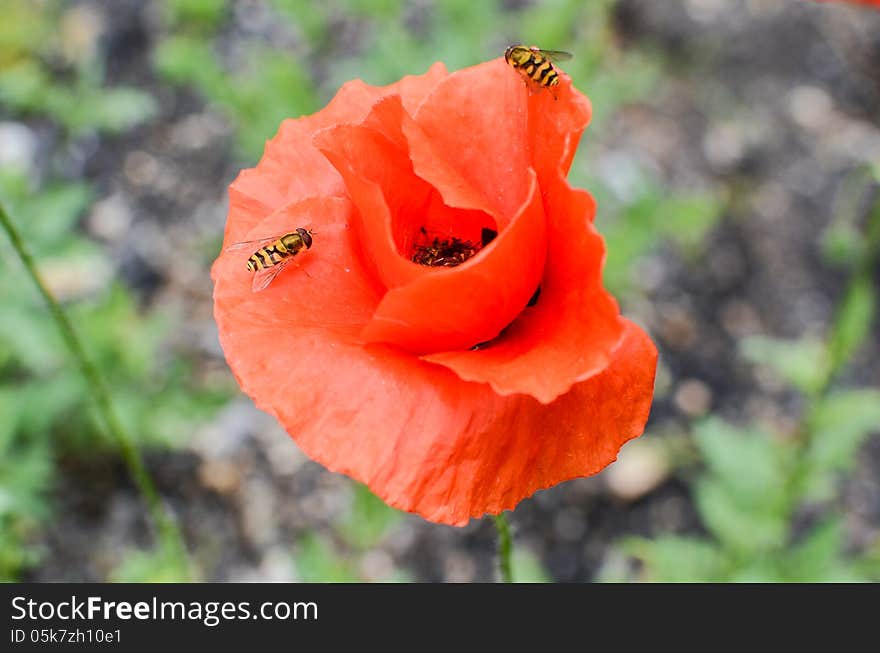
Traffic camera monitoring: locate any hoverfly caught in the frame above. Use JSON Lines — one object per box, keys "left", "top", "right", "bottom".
{"left": 225, "top": 227, "right": 314, "bottom": 292}
{"left": 504, "top": 45, "right": 572, "bottom": 95}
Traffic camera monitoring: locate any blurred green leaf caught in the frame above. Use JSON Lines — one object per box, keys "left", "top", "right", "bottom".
{"left": 294, "top": 534, "right": 359, "bottom": 583}
{"left": 0, "top": 62, "right": 156, "bottom": 134}
{"left": 0, "top": 0, "right": 56, "bottom": 65}
{"left": 622, "top": 535, "right": 728, "bottom": 582}
{"left": 13, "top": 377, "right": 83, "bottom": 437}
{"left": 854, "top": 540, "right": 880, "bottom": 581}
{"left": 821, "top": 166, "right": 876, "bottom": 269}
{"left": 0, "top": 434, "right": 52, "bottom": 522}
{"left": 0, "top": 391, "right": 19, "bottom": 447}
{"left": 339, "top": 483, "right": 402, "bottom": 550}
{"left": 827, "top": 275, "right": 876, "bottom": 376}
{"left": 726, "top": 559, "right": 784, "bottom": 583}
{"left": 511, "top": 549, "right": 551, "bottom": 583}
{"left": 153, "top": 35, "right": 224, "bottom": 89}
{"left": 805, "top": 389, "right": 880, "bottom": 482}
{"left": 665, "top": 194, "right": 724, "bottom": 252}
{"left": 695, "top": 477, "right": 788, "bottom": 554}
{"left": 596, "top": 181, "right": 722, "bottom": 294}
{"left": 0, "top": 60, "right": 49, "bottom": 109}
{"left": 739, "top": 336, "right": 829, "bottom": 396}
{"left": 694, "top": 419, "right": 789, "bottom": 510}
{"left": 691, "top": 419, "right": 792, "bottom": 554}
{"left": 155, "top": 36, "right": 318, "bottom": 160}
{"left": 268, "top": 1, "right": 329, "bottom": 46}
{"left": 0, "top": 307, "right": 62, "bottom": 372}
{"left": 339, "top": 0, "right": 404, "bottom": 18}
{"left": 111, "top": 546, "right": 192, "bottom": 582}
{"left": 231, "top": 49, "right": 319, "bottom": 160}
{"left": 519, "top": 0, "right": 594, "bottom": 53}
{"left": 164, "top": 0, "right": 228, "bottom": 30}
{"left": 77, "top": 87, "right": 158, "bottom": 134}
{"left": 0, "top": 386, "right": 54, "bottom": 581}
{"left": 0, "top": 524, "right": 44, "bottom": 582}
{"left": 779, "top": 518, "right": 859, "bottom": 582}
{"left": 821, "top": 221, "right": 865, "bottom": 267}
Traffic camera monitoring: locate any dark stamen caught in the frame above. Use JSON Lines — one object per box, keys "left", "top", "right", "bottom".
{"left": 412, "top": 233, "right": 480, "bottom": 268}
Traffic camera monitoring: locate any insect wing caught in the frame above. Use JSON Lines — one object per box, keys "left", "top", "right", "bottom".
{"left": 224, "top": 236, "right": 280, "bottom": 252}
{"left": 537, "top": 49, "right": 572, "bottom": 62}
{"left": 251, "top": 258, "right": 293, "bottom": 292}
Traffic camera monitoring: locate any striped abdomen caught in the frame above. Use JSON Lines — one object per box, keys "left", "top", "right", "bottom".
{"left": 522, "top": 52, "right": 559, "bottom": 87}
{"left": 246, "top": 230, "right": 311, "bottom": 271}
{"left": 505, "top": 45, "right": 560, "bottom": 88}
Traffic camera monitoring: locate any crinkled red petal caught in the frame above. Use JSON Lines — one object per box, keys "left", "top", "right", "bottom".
{"left": 315, "top": 111, "right": 547, "bottom": 353}
{"left": 423, "top": 175, "right": 623, "bottom": 403}
{"left": 212, "top": 282, "right": 657, "bottom": 524}
{"left": 413, "top": 59, "right": 532, "bottom": 219}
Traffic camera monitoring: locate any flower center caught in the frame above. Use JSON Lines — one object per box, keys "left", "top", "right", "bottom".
{"left": 411, "top": 227, "right": 497, "bottom": 268}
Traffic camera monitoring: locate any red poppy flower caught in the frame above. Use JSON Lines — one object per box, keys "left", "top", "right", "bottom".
{"left": 212, "top": 58, "right": 658, "bottom": 526}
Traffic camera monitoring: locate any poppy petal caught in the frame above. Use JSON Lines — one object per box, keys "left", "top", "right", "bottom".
{"left": 360, "top": 175, "right": 544, "bottom": 353}
{"left": 314, "top": 122, "right": 432, "bottom": 291}
{"left": 524, "top": 72, "right": 593, "bottom": 186}
{"left": 316, "top": 121, "right": 547, "bottom": 354}
{"left": 213, "top": 299, "right": 656, "bottom": 525}
{"left": 413, "top": 58, "right": 532, "bottom": 219}
{"left": 422, "top": 176, "right": 624, "bottom": 403}
{"left": 366, "top": 96, "right": 493, "bottom": 218}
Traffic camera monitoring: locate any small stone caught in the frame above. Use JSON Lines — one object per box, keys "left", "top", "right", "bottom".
{"left": 198, "top": 459, "right": 241, "bottom": 495}
{"left": 60, "top": 5, "right": 104, "bottom": 64}
{"left": 652, "top": 496, "right": 689, "bottom": 531}
{"left": 708, "top": 246, "right": 746, "bottom": 287}
{"left": 604, "top": 438, "right": 670, "bottom": 502}
{"left": 88, "top": 193, "right": 133, "bottom": 242}
{"left": 753, "top": 182, "right": 791, "bottom": 221}
{"left": 239, "top": 477, "right": 278, "bottom": 548}
{"left": 0, "top": 122, "right": 38, "bottom": 172}
{"left": 703, "top": 122, "right": 745, "bottom": 170}
{"left": 720, "top": 300, "right": 763, "bottom": 338}
{"left": 674, "top": 379, "right": 712, "bottom": 417}
{"left": 40, "top": 256, "right": 111, "bottom": 300}
{"left": 170, "top": 113, "right": 228, "bottom": 150}
{"left": 444, "top": 552, "right": 476, "bottom": 583}
{"left": 124, "top": 150, "right": 160, "bottom": 187}
{"left": 384, "top": 524, "right": 417, "bottom": 557}
{"left": 597, "top": 149, "right": 644, "bottom": 201}
{"left": 360, "top": 550, "right": 395, "bottom": 582}
{"left": 656, "top": 303, "right": 699, "bottom": 350}
{"left": 788, "top": 85, "right": 834, "bottom": 132}
{"left": 553, "top": 508, "right": 586, "bottom": 541}
{"left": 633, "top": 255, "right": 667, "bottom": 293}
{"left": 258, "top": 547, "right": 296, "bottom": 582}
{"left": 686, "top": 0, "right": 726, "bottom": 22}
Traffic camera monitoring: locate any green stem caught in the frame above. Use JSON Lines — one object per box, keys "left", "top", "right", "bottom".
{"left": 493, "top": 514, "right": 513, "bottom": 583}
{"left": 0, "top": 200, "right": 190, "bottom": 578}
